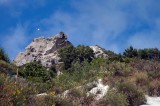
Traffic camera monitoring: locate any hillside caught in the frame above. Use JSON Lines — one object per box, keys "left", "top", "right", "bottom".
{"left": 0, "top": 33, "right": 160, "bottom": 106}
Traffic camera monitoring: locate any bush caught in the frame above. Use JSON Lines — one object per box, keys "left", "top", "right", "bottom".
{"left": 28, "top": 96, "right": 72, "bottom": 106}
{"left": 0, "top": 75, "right": 35, "bottom": 106}
{"left": 148, "top": 69, "right": 160, "bottom": 79}
{"left": 59, "top": 45, "right": 76, "bottom": 69}
{"left": 75, "top": 45, "right": 94, "bottom": 63}
{"left": 138, "top": 48, "right": 159, "bottom": 60}
{"left": 116, "top": 82, "right": 146, "bottom": 106}
{"left": 108, "top": 54, "right": 124, "bottom": 62}
{"left": 107, "top": 62, "right": 131, "bottom": 77}
{"left": 21, "top": 62, "right": 54, "bottom": 82}
{"left": 58, "top": 45, "right": 94, "bottom": 69}
{"left": 54, "top": 61, "right": 99, "bottom": 91}
{"left": 106, "top": 89, "right": 128, "bottom": 106}
{"left": 148, "top": 80, "right": 160, "bottom": 96}
{"left": 66, "top": 88, "right": 94, "bottom": 106}
{"left": 0, "top": 48, "right": 10, "bottom": 63}
{"left": 0, "top": 60, "right": 17, "bottom": 75}
{"left": 135, "top": 72, "right": 149, "bottom": 87}
{"left": 0, "top": 74, "right": 16, "bottom": 106}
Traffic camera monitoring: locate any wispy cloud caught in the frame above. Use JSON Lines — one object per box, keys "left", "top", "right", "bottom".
{"left": 37, "top": 0, "right": 160, "bottom": 53}
{"left": 1, "top": 24, "right": 29, "bottom": 60}
{"left": 1, "top": 0, "right": 160, "bottom": 59}
{"left": 128, "top": 19, "right": 160, "bottom": 49}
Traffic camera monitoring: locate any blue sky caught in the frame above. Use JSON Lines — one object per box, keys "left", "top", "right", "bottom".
{"left": 0, "top": 0, "right": 160, "bottom": 60}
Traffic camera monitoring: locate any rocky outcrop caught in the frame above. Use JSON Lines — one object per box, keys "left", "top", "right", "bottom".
{"left": 14, "top": 32, "right": 72, "bottom": 67}
{"left": 90, "top": 45, "right": 108, "bottom": 58}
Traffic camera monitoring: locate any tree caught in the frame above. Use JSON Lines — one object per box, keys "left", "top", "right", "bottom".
{"left": 123, "top": 46, "right": 138, "bottom": 58}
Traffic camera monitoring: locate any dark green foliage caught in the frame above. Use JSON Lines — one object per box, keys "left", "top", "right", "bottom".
{"left": 117, "top": 82, "right": 146, "bottom": 106}
{"left": 59, "top": 45, "right": 76, "bottom": 69}
{"left": 54, "top": 61, "right": 99, "bottom": 90}
{"left": 59, "top": 45, "right": 94, "bottom": 69}
{"left": 109, "top": 53, "right": 124, "bottom": 62}
{"left": 21, "top": 62, "right": 54, "bottom": 82}
{"left": 0, "top": 60, "right": 17, "bottom": 75}
{"left": 123, "top": 46, "right": 160, "bottom": 61}
{"left": 0, "top": 48, "right": 10, "bottom": 63}
{"left": 108, "top": 62, "right": 131, "bottom": 77}
{"left": 138, "top": 48, "right": 159, "bottom": 60}
{"left": 104, "top": 50, "right": 116, "bottom": 57}
{"left": 123, "top": 46, "right": 138, "bottom": 58}
{"left": 91, "top": 57, "right": 107, "bottom": 68}
{"left": 75, "top": 45, "right": 94, "bottom": 62}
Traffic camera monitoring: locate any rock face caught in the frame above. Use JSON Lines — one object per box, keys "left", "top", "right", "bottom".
{"left": 90, "top": 45, "right": 108, "bottom": 58}
{"left": 14, "top": 32, "right": 72, "bottom": 67}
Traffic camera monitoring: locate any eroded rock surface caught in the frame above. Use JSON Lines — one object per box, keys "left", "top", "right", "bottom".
{"left": 14, "top": 32, "right": 72, "bottom": 67}
{"left": 90, "top": 45, "right": 108, "bottom": 58}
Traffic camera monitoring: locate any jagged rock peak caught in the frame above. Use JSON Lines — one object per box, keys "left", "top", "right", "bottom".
{"left": 14, "top": 32, "right": 72, "bottom": 67}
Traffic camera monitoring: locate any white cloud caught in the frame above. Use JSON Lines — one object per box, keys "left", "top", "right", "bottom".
{"left": 128, "top": 19, "right": 160, "bottom": 49}
{"left": 2, "top": 24, "right": 29, "bottom": 60}
{"left": 38, "top": 1, "right": 128, "bottom": 50}
{"left": 2, "top": 0, "right": 160, "bottom": 59}
{"left": 37, "top": 0, "right": 159, "bottom": 53}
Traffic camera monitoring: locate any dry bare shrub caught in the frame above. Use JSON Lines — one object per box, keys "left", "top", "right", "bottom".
{"left": 148, "top": 80, "right": 160, "bottom": 96}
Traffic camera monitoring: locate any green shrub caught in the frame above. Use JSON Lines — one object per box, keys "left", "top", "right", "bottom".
{"left": 108, "top": 54, "right": 124, "bottom": 62}
{"left": 66, "top": 88, "right": 94, "bottom": 106}
{"left": 108, "top": 62, "right": 131, "bottom": 77}
{"left": 75, "top": 45, "right": 94, "bottom": 63}
{"left": 21, "top": 62, "right": 54, "bottom": 82}
{"left": 54, "top": 61, "right": 99, "bottom": 90}
{"left": 106, "top": 89, "right": 128, "bottom": 106}
{"left": 116, "top": 82, "right": 146, "bottom": 106}
{"left": 135, "top": 72, "right": 149, "bottom": 87}
{"left": 28, "top": 96, "right": 72, "bottom": 106}
{"left": 58, "top": 45, "right": 76, "bottom": 69}
{"left": 0, "top": 74, "right": 5, "bottom": 86}
{"left": 0, "top": 48, "right": 10, "bottom": 63}
{"left": 58, "top": 45, "right": 94, "bottom": 69}
{"left": 138, "top": 48, "right": 159, "bottom": 60}
{"left": 0, "top": 60, "right": 17, "bottom": 75}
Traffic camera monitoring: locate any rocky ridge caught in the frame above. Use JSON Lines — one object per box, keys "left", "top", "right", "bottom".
{"left": 14, "top": 32, "right": 72, "bottom": 67}
{"left": 14, "top": 32, "right": 108, "bottom": 68}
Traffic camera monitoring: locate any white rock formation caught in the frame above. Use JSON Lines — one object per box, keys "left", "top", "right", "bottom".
{"left": 90, "top": 45, "right": 108, "bottom": 58}
{"left": 62, "top": 79, "right": 109, "bottom": 100}
{"left": 87, "top": 79, "right": 109, "bottom": 100}
{"left": 14, "top": 32, "right": 72, "bottom": 67}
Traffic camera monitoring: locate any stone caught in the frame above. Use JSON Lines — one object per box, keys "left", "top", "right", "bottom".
{"left": 90, "top": 45, "right": 108, "bottom": 58}
{"left": 14, "top": 32, "right": 72, "bottom": 67}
